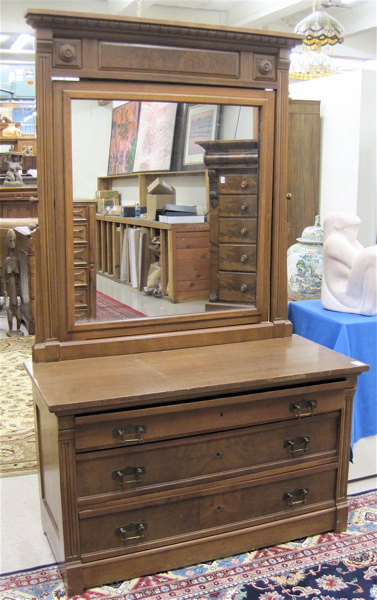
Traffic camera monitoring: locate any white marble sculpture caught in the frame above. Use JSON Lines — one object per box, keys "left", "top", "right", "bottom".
{"left": 321, "top": 212, "right": 377, "bottom": 316}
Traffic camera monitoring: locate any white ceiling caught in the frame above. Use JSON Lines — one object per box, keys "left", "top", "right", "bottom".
{"left": 0, "top": 0, "right": 376, "bottom": 72}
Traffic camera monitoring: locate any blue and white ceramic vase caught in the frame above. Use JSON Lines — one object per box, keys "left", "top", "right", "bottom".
{"left": 287, "top": 216, "right": 323, "bottom": 301}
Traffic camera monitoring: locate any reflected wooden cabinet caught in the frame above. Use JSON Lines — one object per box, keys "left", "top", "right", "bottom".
{"left": 0, "top": 186, "right": 38, "bottom": 219}
{"left": 73, "top": 202, "right": 97, "bottom": 321}
{"left": 96, "top": 215, "right": 209, "bottom": 303}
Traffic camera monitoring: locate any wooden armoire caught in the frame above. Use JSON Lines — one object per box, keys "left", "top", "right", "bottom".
{"left": 25, "top": 10, "right": 367, "bottom": 596}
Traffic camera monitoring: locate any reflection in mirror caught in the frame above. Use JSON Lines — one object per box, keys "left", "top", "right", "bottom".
{"left": 71, "top": 100, "right": 259, "bottom": 324}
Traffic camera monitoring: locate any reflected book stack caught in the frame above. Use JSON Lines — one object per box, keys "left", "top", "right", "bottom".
{"left": 158, "top": 204, "right": 206, "bottom": 223}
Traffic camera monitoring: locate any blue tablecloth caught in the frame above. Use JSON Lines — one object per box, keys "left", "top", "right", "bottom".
{"left": 288, "top": 299, "right": 377, "bottom": 447}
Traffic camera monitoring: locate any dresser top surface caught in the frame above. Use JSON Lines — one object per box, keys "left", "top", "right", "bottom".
{"left": 26, "top": 335, "right": 368, "bottom": 415}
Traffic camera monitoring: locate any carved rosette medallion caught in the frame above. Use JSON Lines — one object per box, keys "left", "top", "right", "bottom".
{"left": 254, "top": 55, "right": 276, "bottom": 81}
{"left": 53, "top": 39, "right": 82, "bottom": 68}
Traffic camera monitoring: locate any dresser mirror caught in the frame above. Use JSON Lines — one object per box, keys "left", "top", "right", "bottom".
{"left": 68, "top": 94, "right": 259, "bottom": 324}
{"left": 53, "top": 80, "right": 274, "bottom": 332}
{"left": 27, "top": 9, "right": 297, "bottom": 360}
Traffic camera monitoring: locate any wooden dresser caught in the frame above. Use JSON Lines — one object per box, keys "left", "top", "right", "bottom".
{"left": 25, "top": 10, "right": 367, "bottom": 599}
{"left": 27, "top": 336, "right": 367, "bottom": 596}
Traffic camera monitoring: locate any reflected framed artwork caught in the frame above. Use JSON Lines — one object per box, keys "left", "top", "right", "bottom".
{"left": 183, "top": 104, "right": 220, "bottom": 166}
{"left": 108, "top": 101, "right": 140, "bottom": 175}
{"left": 133, "top": 101, "right": 178, "bottom": 172}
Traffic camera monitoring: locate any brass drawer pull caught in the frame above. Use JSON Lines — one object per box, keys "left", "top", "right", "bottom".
{"left": 290, "top": 400, "right": 317, "bottom": 418}
{"left": 240, "top": 284, "right": 248, "bottom": 292}
{"left": 284, "top": 488, "right": 309, "bottom": 507}
{"left": 112, "top": 425, "right": 147, "bottom": 444}
{"left": 240, "top": 179, "right": 248, "bottom": 189}
{"left": 240, "top": 254, "right": 248, "bottom": 263}
{"left": 241, "top": 203, "right": 249, "bottom": 211}
{"left": 115, "top": 522, "right": 147, "bottom": 544}
{"left": 112, "top": 466, "right": 145, "bottom": 487}
{"left": 240, "top": 227, "right": 248, "bottom": 235}
{"left": 284, "top": 436, "right": 310, "bottom": 454}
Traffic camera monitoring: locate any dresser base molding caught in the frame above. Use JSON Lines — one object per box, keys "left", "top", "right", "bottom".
{"left": 28, "top": 336, "right": 368, "bottom": 596}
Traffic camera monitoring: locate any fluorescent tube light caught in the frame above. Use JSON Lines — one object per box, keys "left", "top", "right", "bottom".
{"left": 10, "top": 34, "right": 34, "bottom": 52}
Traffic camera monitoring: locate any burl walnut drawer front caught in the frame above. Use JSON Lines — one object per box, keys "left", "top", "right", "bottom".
{"left": 218, "top": 195, "right": 258, "bottom": 217}
{"left": 75, "top": 389, "right": 345, "bottom": 452}
{"left": 218, "top": 174, "right": 258, "bottom": 195}
{"left": 219, "top": 218, "right": 257, "bottom": 243}
{"left": 219, "top": 245, "right": 257, "bottom": 272}
{"left": 76, "top": 412, "right": 339, "bottom": 502}
{"left": 219, "top": 272, "right": 256, "bottom": 303}
{"left": 78, "top": 466, "right": 337, "bottom": 558}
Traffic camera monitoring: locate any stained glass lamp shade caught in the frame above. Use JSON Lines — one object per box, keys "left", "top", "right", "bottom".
{"left": 294, "top": 10, "right": 344, "bottom": 47}
{"left": 289, "top": 48, "right": 336, "bottom": 80}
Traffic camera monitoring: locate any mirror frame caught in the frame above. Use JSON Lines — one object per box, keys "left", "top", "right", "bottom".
{"left": 60, "top": 84, "right": 273, "bottom": 331}
{"left": 26, "top": 9, "right": 301, "bottom": 362}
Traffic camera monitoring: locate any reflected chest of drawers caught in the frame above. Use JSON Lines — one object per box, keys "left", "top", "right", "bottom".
{"left": 27, "top": 336, "right": 367, "bottom": 596}
{"left": 73, "top": 201, "right": 97, "bottom": 321}
{"left": 199, "top": 140, "right": 266, "bottom": 312}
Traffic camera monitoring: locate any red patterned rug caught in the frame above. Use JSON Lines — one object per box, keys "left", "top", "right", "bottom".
{"left": 0, "top": 489, "right": 376, "bottom": 600}
{"left": 96, "top": 291, "right": 146, "bottom": 321}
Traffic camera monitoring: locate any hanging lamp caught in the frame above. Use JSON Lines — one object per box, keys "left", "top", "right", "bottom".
{"left": 290, "top": 1, "right": 344, "bottom": 79}
{"left": 289, "top": 46, "right": 336, "bottom": 79}
{"left": 294, "top": 2, "right": 344, "bottom": 47}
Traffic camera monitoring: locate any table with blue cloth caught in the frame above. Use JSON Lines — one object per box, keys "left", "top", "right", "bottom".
{"left": 288, "top": 299, "right": 377, "bottom": 448}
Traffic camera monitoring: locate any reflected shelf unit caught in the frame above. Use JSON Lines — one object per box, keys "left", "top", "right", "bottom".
{"left": 97, "top": 170, "right": 208, "bottom": 211}
{"left": 96, "top": 215, "right": 210, "bottom": 303}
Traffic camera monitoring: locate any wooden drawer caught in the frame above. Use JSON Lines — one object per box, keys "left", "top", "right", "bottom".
{"left": 76, "top": 412, "right": 339, "bottom": 503}
{"left": 218, "top": 174, "right": 257, "bottom": 194}
{"left": 175, "top": 246, "right": 210, "bottom": 262}
{"left": 175, "top": 230, "right": 209, "bottom": 249}
{"left": 79, "top": 466, "right": 337, "bottom": 558}
{"left": 73, "top": 223, "right": 89, "bottom": 243}
{"left": 219, "top": 271, "right": 256, "bottom": 303}
{"left": 219, "top": 218, "right": 257, "bottom": 243}
{"left": 219, "top": 195, "right": 258, "bottom": 217}
{"left": 74, "top": 245, "right": 90, "bottom": 264}
{"left": 75, "top": 388, "right": 345, "bottom": 452}
{"left": 219, "top": 244, "right": 256, "bottom": 272}
{"left": 74, "top": 266, "right": 89, "bottom": 286}
{"left": 73, "top": 204, "right": 91, "bottom": 220}
{"left": 176, "top": 260, "right": 209, "bottom": 282}
{"left": 2, "top": 201, "right": 36, "bottom": 219}
{"left": 74, "top": 288, "right": 89, "bottom": 309}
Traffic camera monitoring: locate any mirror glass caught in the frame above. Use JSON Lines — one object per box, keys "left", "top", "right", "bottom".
{"left": 70, "top": 98, "right": 259, "bottom": 325}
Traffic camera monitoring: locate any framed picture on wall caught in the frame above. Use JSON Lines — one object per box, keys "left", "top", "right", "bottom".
{"left": 133, "top": 101, "right": 178, "bottom": 172}
{"left": 182, "top": 104, "right": 220, "bottom": 167}
{"left": 108, "top": 101, "right": 140, "bottom": 175}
